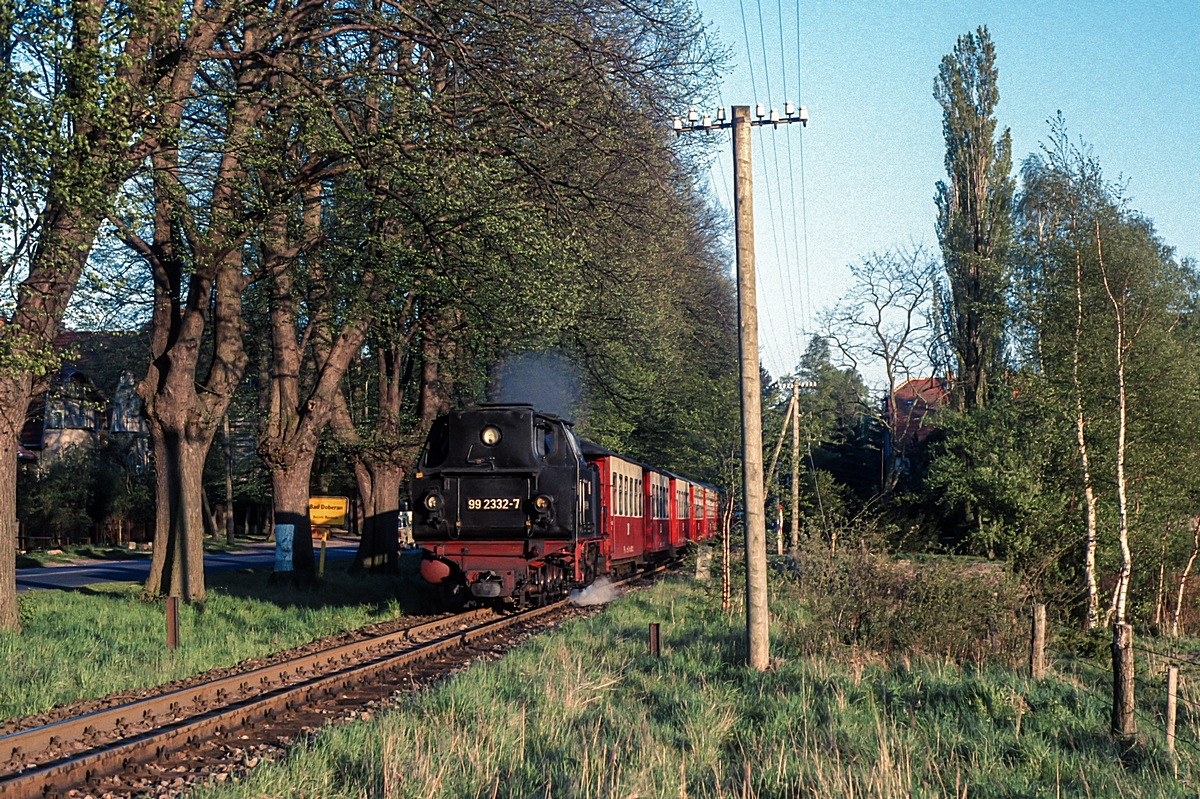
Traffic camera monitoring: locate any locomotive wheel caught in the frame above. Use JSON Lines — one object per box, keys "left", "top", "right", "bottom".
{"left": 582, "top": 545, "right": 598, "bottom": 586}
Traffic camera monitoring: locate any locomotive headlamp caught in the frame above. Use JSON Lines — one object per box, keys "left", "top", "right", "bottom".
{"left": 480, "top": 425, "right": 502, "bottom": 446}
{"left": 423, "top": 492, "right": 442, "bottom": 511}
{"left": 534, "top": 495, "right": 551, "bottom": 511}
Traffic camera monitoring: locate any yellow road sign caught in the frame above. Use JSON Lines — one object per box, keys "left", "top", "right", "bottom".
{"left": 309, "top": 496, "right": 349, "bottom": 527}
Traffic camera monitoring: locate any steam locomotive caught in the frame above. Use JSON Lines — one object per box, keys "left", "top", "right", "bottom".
{"left": 411, "top": 404, "right": 719, "bottom": 606}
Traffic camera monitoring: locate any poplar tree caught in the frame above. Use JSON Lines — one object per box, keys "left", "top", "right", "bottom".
{"left": 934, "top": 26, "right": 1014, "bottom": 410}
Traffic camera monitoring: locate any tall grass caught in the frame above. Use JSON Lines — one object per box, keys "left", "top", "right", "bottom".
{"left": 191, "top": 557, "right": 1193, "bottom": 799}
{"left": 0, "top": 557, "right": 430, "bottom": 721}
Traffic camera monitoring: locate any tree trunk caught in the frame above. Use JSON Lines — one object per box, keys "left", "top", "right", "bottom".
{"left": 143, "top": 426, "right": 210, "bottom": 600}
{"left": 223, "top": 416, "right": 235, "bottom": 545}
{"left": 353, "top": 461, "right": 403, "bottom": 572}
{"left": 1097, "top": 221, "right": 1133, "bottom": 627}
{"left": 270, "top": 456, "right": 317, "bottom": 581}
{"left": 1111, "top": 354, "right": 1132, "bottom": 626}
{"left": 1074, "top": 305, "right": 1100, "bottom": 628}
{"left": 1154, "top": 525, "right": 1169, "bottom": 629}
{"left": 1172, "top": 517, "right": 1200, "bottom": 638}
{"left": 0, "top": 204, "right": 104, "bottom": 631}
{"left": 0, "top": 433, "right": 19, "bottom": 631}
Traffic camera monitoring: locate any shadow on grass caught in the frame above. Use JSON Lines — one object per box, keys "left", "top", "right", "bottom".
{"left": 23, "top": 549, "right": 440, "bottom": 618}
{"left": 201, "top": 551, "right": 441, "bottom": 616}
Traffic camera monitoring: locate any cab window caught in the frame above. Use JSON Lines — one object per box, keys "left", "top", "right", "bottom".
{"left": 535, "top": 423, "right": 555, "bottom": 458}
{"left": 422, "top": 417, "right": 450, "bottom": 468}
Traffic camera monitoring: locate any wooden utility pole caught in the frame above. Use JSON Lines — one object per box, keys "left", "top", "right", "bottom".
{"left": 674, "top": 101, "right": 807, "bottom": 671}
{"left": 732, "top": 104, "right": 769, "bottom": 671}
{"left": 790, "top": 381, "right": 800, "bottom": 551}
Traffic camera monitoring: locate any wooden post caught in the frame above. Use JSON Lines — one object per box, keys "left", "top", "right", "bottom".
{"left": 165, "top": 596, "right": 179, "bottom": 651}
{"left": 732, "top": 104, "right": 770, "bottom": 671}
{"left": 317, "top": 528, "right": 329, "bottom": 578}
{"left": 1167, "top": 666, "right": 1179, "bottom": 754}
{"left": 1030, "top": 603, "right": 1046, "bottom": 678}
{"left": 1111, "top": 623, "right": 1135, "bottom": 739}
{"left": 649, "top": 623, "right": 661, "bottom": 657}
{"left": 721, "top": 499, "right": 732, "bottom": 613}
{"left": 223, "top": 416, "right": 235, "bottom": 545}
{"left": 790, "top": 381, "right": 800, "bottom": 551}
{"left": 765, "top": 394, "right": 793, "bottom": 491}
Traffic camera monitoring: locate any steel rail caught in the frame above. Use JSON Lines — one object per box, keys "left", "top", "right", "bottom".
{"left": 1, "top": 607, "right": 497, "bottom": 765}
{"left": 0, "top": 568, "right": 658, "bottom": 798}
{"left": 0, "top": 607, "right": 503, "bottom": 797}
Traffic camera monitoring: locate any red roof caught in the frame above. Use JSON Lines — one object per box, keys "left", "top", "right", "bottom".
{"left": 887, "top": 377, "right": 950, "bottom": 445}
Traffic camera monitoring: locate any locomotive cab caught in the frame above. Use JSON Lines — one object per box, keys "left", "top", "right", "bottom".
{"left": 412, "top": 404, "right": 600, "bottom": 603}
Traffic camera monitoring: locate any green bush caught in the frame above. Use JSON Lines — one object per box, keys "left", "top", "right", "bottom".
{"left": 780, "top": 537, "right": 1029, "bottom": 665}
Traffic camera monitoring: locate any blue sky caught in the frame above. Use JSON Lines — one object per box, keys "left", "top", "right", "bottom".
{"left": 689, "top": 0, "right": 1200, "bottom": 383}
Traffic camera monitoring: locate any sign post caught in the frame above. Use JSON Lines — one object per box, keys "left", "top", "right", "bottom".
{"left": 308, "top": 497, "right": 349, "bottom": 579}
{"left": 315, "top": 527, "right": 330, "bottom": 578}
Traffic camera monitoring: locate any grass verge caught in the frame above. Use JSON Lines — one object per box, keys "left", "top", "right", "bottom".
{"left": 1, "top": 555, "right": 430, "bottom": 721}
{"left": 190, "top": 562, "right": 1196, "bottom": 799}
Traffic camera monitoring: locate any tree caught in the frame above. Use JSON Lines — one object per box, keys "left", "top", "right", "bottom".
{"left": 934, "top": 26, "right": 1014, "bottom": 411}
{"left": 824, "top": 249, "right": 937, "bottom": 494}
{"left": 0, "top": 0, "right": 239, "bottom": 625}
{"left": 1012, "top": 123, "right": 1200, "bottom": 627}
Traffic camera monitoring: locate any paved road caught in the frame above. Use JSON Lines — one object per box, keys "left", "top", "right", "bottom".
{"left": 15, "top": 541, "right": 360, "bottom": 592}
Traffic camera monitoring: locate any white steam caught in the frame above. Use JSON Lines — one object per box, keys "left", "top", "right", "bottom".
{"left": 568, "top": 576, "right": 621, "bottom": 606}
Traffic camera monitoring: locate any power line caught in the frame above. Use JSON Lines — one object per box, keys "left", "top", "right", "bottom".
{"left": 795, "top": 0, "right": 815, "bottom": 337}
{"left": 735, "top": 0, "right": 790, "bottom": 372}
{"left": 776, "top": 0, "right": 808, "bottom": 332}
{"left": 755, "top": 0, "right": 803, "bottom": 373}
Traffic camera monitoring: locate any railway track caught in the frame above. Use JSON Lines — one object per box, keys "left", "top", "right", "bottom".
{"left": 0, "top": 570, "right": 656, "bottom": 798}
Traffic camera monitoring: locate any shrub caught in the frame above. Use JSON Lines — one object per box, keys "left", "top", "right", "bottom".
{"left": 779, "top": 536, "right": 1029, "bottom": 666}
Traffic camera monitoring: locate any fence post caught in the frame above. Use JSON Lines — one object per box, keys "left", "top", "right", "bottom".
{"left": 1029, "top": 603, "right": 1047, "bottom": 679}
{"left": 1167, "top": 666, "right": 1179, "bottom": 754}
{"left": 648, "top": 623, "right": 660, "bottom": 657}
{"left": 1111, "top": 623, "right": 1135, "bottom": 739}
{"left": 166, "top": 596, "right": 180, "bottom": 651}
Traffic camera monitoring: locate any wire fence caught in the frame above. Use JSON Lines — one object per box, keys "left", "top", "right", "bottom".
{"left": 1035, "top": 611, "right": 1200, "bottom": 766}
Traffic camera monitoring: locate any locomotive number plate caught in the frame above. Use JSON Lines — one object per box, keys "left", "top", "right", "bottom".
{"left": 466, "top": 497, "right": 522, "bottom": 511}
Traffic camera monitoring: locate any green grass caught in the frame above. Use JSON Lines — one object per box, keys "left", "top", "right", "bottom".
{"left": 190, "top": 568, "right": 1197, "bottom": 799}
{"left": 0, "top": 555, "right": 432, "bottom": 721}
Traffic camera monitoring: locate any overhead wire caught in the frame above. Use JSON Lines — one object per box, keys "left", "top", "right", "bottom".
{"left": 785, "top": 0, "right": 826, "bottom": 535}
{"left": 778, "top": 0, "right": 806, "bottom": 330}
{"left": 794, "top": 0, "right": 815, "bottom": 338}
{"left": 754, "top": 0, "right": 803, "bottom": 374}
{"left": 736, "top": 0, "right": 788, "bottom": 372}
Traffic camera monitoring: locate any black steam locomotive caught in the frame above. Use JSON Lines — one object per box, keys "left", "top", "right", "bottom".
{"left": 412, "top": 404, "right": 717, "bottom": 606}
